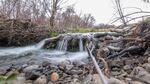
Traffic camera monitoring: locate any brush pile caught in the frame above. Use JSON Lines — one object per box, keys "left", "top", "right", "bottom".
{"left": 0, "top": 15, "right": 49, "bottom": 46}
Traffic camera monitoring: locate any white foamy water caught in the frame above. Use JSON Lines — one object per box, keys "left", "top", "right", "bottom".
{"left": 40, "top": 50, "right": 88, "bottom": 64}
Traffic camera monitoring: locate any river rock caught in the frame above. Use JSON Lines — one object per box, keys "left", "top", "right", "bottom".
{"left": 82, "top": 74, "right": 92, "bottom": 84}
{"left": 34, "top": 75, "right": 47, "bottom": 84}
{"left": 23, "top": 65, "right": 39, "bottom": 72}
{"left": 123, "top": 65, "right": 132, "bottom": 73}
{"left": 148, "top": 57, "right": 150, "bottom": 63}
{"left": 42, "top": 61, "right": 51, "bottom": 67}
{"left": 61, "top": 60, "right": 71, "bottom": 65}
{"left": 130, "top": 81, "right": 144, "bottom": 84}
{"left": 66, "top": 64, "right": 73, "bottom": 71}
{"left": 25, "top": 70, "right": 41, "bottom": 80}
{"left": 92, "top": 74, "right": 103, "bottom": 84}
{"left": 67, "top": 69, "right": 83, "bottom": 75}
{"left": 111, "top": 71, "right": 121, "bottom": 76}
{"left": 70, "top": 78, "right": 81, "bottom": 84}
{"left": 0, "top": 66, "right": 12, "bottom": 75}
{"left": 0, "top": 68, "right": 7, "bottom": 75}
{"left": 130, "top": 67, "right": 150, "bottom": 83}
{"left": 50, "top": 72, "right": 59, "bottom": 82}
{"left": 142, "top": 63, "right": 150, "bottom": 73}
{"left": 108, "top": 78, "right": 126, "bottom": 84}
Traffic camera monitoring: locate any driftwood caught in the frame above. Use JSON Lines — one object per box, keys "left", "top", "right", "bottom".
{"left": 101, "top": 38, "right": 144, "bottom": 44}
{"left": 86, "top": 44, "right": 108, "bottom": 84}
{"left": 107, "top": 45, "right": 145, "bottom": 59}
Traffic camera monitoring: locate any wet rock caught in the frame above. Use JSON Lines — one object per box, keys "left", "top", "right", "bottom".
{"left": 109, "top": 60, "right": 123, "bottom": 70}
{"left": 142, "top": 63, "right": 150, "bottom": 73}
{"left": 0, "top": 66, "right": 12, "bottom": 75}
{"left": 58, "top": 64, "right": 65, "bottom": 71}
{"left": 50, "top": 72, "right": 59, "bottom": 82}
{"left": 34, "top": 75, "right": 47, "bottom": 84}
{"left": 70, "top": 78, "right": 81, "bottom": 84}
{"left": 48, "top": 81, "right": 54, "bottom": 84}
{"left": 108, "top": 78, "right": 126, "bottom": 84}
{"left": 23, "top": 65, "right": 39, "bottom": 72}
{"left": 0, "top": 68, "right": 7, "bottom": 75}
{"left": 22, "top": 64, "right": 28, "bottom": 68}
{"left": 73, "top": 60, "right": 86, "bottom": 66}
{"left": 17, "top": 73, "right": 25, "bottom": 79}
{"left": 24, "top": 80, "right": 33, "bottom": 84}
{"left": 148, "top": 57, "right": 150, "bottom": 63}
{"left": 130, "top": 81, "right": 144, "bottom": 84}
{"left": 42, "top": 61, "right": 51, "bottom": 67}
{"left": 92, "top": 74, "right": 103, "bottom": 84}
{"left": 61, "top": 60, "right": 71, "bottom": 65}
{"left": 83, "top": 74, "right": 92, "bottom": 84}
{"left": 123, "top": 65, "right": 132, "bottom": 73}
{"left": 67, "top": 69, "right": 83, "bottom": 75}
{"left": 111, "top": 71, "right": 121, "bottom": 76}
{"left": 131, "top": 67, "right": 150, "bottom": 83}
{"left": 25, "top": 70, "right": 41, "bottom": 80}
{"left": 66, "top": 64, "right": 73, "bottom": 71}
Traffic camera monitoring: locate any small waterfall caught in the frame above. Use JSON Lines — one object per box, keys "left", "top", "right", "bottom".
{"left": 36, "top": 39, "right": 47, "bottom": 49}
{"left": 57, "top": 37, "right": 68, "bottom": 51}
{"left": 79, "top": 38, "right": 84, "bottom": 51}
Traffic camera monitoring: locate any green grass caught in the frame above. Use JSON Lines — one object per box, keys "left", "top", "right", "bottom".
{"left": 0, "top": 72, "right": 17, "bottom": 84}
{"left": 69, "top": 28, "right": 111, "bottom": 33}
{"left": 50, "top": 32, "right": 59, "bottom": 37}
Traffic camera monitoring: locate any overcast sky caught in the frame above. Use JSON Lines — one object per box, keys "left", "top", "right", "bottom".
{"left": 68, "top": 0, "right": 150, "bottom": 25}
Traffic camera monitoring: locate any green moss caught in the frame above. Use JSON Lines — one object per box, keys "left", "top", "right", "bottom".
{"left": 50, "top": 32, "right": 59, "bottom": 37}
{"left": 70, "top": 28, "right": 110, "bottom": 33}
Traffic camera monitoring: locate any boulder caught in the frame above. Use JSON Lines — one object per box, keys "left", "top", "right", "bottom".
{"left": 23, "top": 65, "right": 39, "bottom": 72}
{"left": 34, "top": 75, "right": 47, "bottom": 84}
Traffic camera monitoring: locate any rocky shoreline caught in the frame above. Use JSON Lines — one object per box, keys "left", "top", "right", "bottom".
{"left": 0, "top": 53, "right": 150, "bottom": 84}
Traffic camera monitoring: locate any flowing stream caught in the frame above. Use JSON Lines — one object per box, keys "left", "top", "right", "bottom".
{"left": 0, "top": 32, "right": 120, "bottom": 67}
{"left": 0, "top": 33, "right": 90, "bottom": 66}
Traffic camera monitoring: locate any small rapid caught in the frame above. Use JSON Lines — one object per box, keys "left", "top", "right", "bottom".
{"left": 0, "top": 33, "right": 93, "bottom": 66}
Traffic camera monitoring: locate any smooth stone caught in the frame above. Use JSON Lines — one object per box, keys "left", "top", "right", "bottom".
{"left": 70, "top": 78, "right": 81, "bottom": 84}
{"left": 108, "top": 78, "right": 126, "bottom": 84}
{"left": 0, "top": 66, "right": 11, "bottom": 75}
{"left": 92, "top": 74, "right": 104, "bottom": 84}
{"left": 142, "top": 63, "right": 150, "bottom": 73}
{"left": 34, "top": 75, "right": 47, "bottom": 84}
{"left": 111, "top": 71, "right": 121, "bottom": 76}
{"left": 67, "top": 69, "right": 83, "bottom": 75}
{"left": 61, "top": 60, "right": 71, "bottom": 65}
{"left": 66, "top": 65, "right": 73, "bottom": 71}
{"left": 48, "top": 81, "right": 54, "bottom": 84}
{"left": 50, "top": 72, "right": 59, "bottom": 82}
{"left": 23, "top": 65, "right": 39, "bottom": 72}
{"left": 130, "top": 67, "right": 150, "bottom": 83}
{"left": 123, "top": 65, "right": 131, "bottom": 71}
{"left": 42, "top": 61, "right": 51, "bottom": 67}
{"left": 25, "top": 70, "right": 41, "bottom": 80}
{"left": 130, "top": 81, "right": 144, "bottom": 84}
{"left": 148, "top": 57, "right": 150, "bottom": 63}
{"left": 83, "top": 74, "right": 92, "bottom": 84}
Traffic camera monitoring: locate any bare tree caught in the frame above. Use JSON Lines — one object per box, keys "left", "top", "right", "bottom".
{"left": 114, "top": 0, "right": 127, "bottom": 26}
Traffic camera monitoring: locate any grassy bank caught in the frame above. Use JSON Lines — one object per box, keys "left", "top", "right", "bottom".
{"left": 69, "top": 28, "right": 111, "bottom": 33}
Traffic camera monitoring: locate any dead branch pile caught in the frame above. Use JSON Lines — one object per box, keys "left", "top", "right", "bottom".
{"left": 94, "top": 21, "right": 150, "bottom": 84}
{"left": 0, "top": 18, "right": 50, "bottom": 46}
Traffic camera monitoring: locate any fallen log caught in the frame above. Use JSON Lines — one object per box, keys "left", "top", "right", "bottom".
{"left": 86, "top": 44, "right": 108, "bottom": 84}
{"left": 107, "top": 45, "right": 145, "bottom": 59}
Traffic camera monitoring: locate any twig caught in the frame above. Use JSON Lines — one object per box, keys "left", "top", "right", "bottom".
{"left": 86, "top": 44, "right": 108, "bottom": 84}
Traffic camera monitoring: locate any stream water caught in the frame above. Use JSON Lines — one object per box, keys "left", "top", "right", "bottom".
{"left": 0, "top": 34, "right": 89, "bottom": 67}
{"left": 0, "top": 32, "right": 120, "bottom": 67}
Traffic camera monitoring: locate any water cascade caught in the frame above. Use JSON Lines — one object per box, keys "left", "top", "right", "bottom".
{"left": 79, "top": 37, "right": 84, "bottom": 51}
{"left": 0, "top": 32, "right": 121, "bottom": 66}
